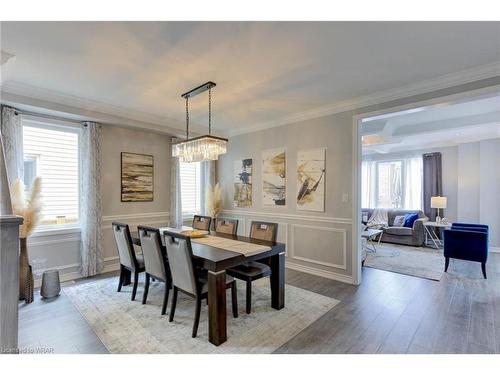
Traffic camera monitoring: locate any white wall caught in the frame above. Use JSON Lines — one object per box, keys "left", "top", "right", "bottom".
{"left": 29, "top": 124, "right": 172, "bottom": 284}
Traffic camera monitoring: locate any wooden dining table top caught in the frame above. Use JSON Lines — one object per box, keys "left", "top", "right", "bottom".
{"left": 131, "top": 226, "right": 286, "bottom": 272}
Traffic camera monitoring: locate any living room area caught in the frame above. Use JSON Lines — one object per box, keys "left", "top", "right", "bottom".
{"left": 360, "top": 91, "right": 500, "bottom": 281}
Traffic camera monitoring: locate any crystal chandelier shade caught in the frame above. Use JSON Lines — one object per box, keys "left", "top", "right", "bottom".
{"left": 172, "top": 135, "right": 227, "bottom": 163}
{"left": 172, "top": 81, "right": 228, "bottom": 163}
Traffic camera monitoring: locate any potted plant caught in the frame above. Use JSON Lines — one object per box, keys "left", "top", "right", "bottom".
{"left": 11, "top": 177, "right": 42, "bottom": 303}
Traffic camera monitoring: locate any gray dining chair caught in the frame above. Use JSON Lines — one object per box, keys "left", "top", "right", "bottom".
{"left": 163, "top": 231, "right": 238, "bottom": 338}
{"left": 214, "top": 218, "right": 238, "bottom": 235}
{"left": 112, "top": 222, "right": 145, "bottom": 301}
{"left": 192, "top": 215, "right": 212, "bottom": 231}
{"left": 138, "top": 226, "right": 172, "bottom": 315}
{"left": 227, "top": 221, "right": 277, "bottom": 314}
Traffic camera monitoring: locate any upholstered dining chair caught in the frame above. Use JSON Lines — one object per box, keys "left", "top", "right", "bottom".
{"left": 112, "top": 222, "right": 145, "bottom": 301}
{"left": 214, "top": 218, "right": 239, "bottom": 235}
{"left": 192, "top": 215, "right": 212, "bottom": 231}
{"left": 138, "top": 226, "right": 172, "bottom": 315}
{"left": 227, "top": 221, "right": 278, "bottom": 314}
{"left": 163, "top": 231, "right": 238, "bottom": 338}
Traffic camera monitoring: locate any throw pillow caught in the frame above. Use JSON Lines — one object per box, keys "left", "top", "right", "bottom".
{"left": 393, "top": 215, "right": 406, "bottom": 227}
{"left": 403, "top": 213, "right": 419, "bottom": 228}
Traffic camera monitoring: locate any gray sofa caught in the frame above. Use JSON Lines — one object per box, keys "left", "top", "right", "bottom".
{"left": 362, "top": 208, "right": 428, "bottom": 247}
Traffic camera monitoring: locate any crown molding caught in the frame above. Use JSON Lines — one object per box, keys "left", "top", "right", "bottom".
{"left": 223, "top": 62, "right": 500, "bottom": 138}
{"left": 2, "top": 62, "right": 499, "bottom": 139}
{"left": 0, "top": 81, "right": 204, "bottom": 137}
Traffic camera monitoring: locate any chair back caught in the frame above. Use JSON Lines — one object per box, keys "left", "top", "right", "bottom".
{"left": 163, "top": 231, "right": 198, "bottom": 295}
{"left": 112, "top": 222, "right": 136, "bottom": 270}
{"left": 250, "top": 221, "right": 278, "bottom": 242}
{"left": 215, "top": 218, "right": 238, "bottom": 235}
{"left": 192, "top": 215, "right": 212, "bottom": 231}
{"left": 138, "top": 226, "right": 167, "bottom": 280}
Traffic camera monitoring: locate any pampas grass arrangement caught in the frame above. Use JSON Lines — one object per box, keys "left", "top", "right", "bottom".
{"left": 11, "top": 177, "right": 43, "bottom": 238}
{"left": 206, "top": 182, "right": 223, "bottom": 218}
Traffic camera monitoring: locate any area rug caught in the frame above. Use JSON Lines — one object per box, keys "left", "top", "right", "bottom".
{"left": 64, "top": 276, "right": 339, "bottom": 354}
{"left": 364, "top": 243, "right": 444, "bottom": 281}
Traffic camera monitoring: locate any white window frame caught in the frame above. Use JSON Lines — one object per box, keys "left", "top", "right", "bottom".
{"left": 22, "top": 116, "right": 82, "bottom": 234}
{"left": 180, "top": 161, "right": 202, "bottom": 221}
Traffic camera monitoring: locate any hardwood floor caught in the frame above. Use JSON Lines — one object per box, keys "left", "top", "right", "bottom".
{"left": 18, "top": 253, "right": 499, "bottom": 354}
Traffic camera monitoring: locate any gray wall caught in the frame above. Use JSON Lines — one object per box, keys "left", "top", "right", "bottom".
{"left": 29, "top": 124, "right": 172, "bottom": 284}
{"left": 217, "top": 77, "right": 500, "bottom": 282}
{"left": 218, "top": 112, "right": 354, "bottom": 281}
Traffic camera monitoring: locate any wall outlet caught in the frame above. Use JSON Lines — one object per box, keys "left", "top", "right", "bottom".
{"left": 342, "top": 193, "right": 349, "bottom": 203}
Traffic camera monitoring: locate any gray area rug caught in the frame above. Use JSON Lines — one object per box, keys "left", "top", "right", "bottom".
{"left": 64, "top": 276, "right": 339, "bottom": 354}
{"left": 364, "top": 243, "right": 445, "bottom": 281}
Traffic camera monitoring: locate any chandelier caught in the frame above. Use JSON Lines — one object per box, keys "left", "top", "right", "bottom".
{"left": 171, "top": 81, "right": 228, "bottom": 163}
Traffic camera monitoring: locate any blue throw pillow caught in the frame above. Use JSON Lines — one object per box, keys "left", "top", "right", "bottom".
{"left": 403, "top": 213, "right": 419, "bottom": 228}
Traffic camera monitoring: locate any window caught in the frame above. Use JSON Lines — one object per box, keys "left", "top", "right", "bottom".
{"left": 362, "top": 157, "right": 422, "bottom": 210}
{"left": 23, "top": 119, "right": 80, "bottom": 228}
{"left": 180, "top": 161, "right": 201, "bottom": 218}
{"left": 376, "top": 160, "right": 403, "bottom": 208}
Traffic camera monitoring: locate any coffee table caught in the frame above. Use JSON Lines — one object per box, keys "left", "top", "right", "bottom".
{"left": 361, "top": 228, "right": 383, "bottom": 253}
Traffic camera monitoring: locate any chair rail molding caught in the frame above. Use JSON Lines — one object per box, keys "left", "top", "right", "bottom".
{"left": 220, "top": 209, "right": 352, "bottom": 225}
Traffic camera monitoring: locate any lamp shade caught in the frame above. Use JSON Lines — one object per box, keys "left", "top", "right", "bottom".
{"left": 431, "top": 196, "right": 447, "bottom": 209}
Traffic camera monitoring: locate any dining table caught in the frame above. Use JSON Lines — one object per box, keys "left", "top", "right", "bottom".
{"left": 128, "top": 226, "right": 286, "bottom": 346}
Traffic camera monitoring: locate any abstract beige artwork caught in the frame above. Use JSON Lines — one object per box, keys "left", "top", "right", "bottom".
{"left": 121, "top": 152, "right": 154, "bottom": 202}
{"left": 234, "top": 158, "right": 253, "bottom": 208}
{"left": 296, "top": 148, "right": 325, "bottom": 211}
{"left": 262, "top": 148, "right": 286, "bottom": 206}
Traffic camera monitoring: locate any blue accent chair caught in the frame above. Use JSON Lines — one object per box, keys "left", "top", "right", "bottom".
{"left": 443, "top": 223, "right": 489, "bottom": 279}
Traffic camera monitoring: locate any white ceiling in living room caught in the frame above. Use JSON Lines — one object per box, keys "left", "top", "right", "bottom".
{"left": 361, "top": 94, "right": 500, "bottom": 154}
{"left": 1, "top": 22, "right": 499, "bottom": 137}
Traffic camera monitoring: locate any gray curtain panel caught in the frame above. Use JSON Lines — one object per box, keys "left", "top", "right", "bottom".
{"left": 170, "top": 146, "right": 183, "bottom": 227}
{"left": 200, "top": 160, "right": 216, "bottom": 216}
{"left": 79, "top": 121, "right": 104, "bottom": 277}
{"left": 423, "top": 152, "right": 443, "bottom": 221}
{"left": 0, "top": 105, "right": 24, "bottom": 184}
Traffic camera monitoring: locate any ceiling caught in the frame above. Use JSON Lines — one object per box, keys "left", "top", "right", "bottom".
{"left": 1, "top": 21, "right": 499, "bottom": 137}
{"left": 361, "top": 93, "right": 500, "bottom": 154}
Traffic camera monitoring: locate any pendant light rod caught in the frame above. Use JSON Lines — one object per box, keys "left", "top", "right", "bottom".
{"left": 181, "top": 81, "right": 216, "bottom": 99}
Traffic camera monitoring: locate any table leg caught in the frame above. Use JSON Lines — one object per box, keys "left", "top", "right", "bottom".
{"left": 208, "top": 270, "right": 227, "bottom": 346}
{"left": 270, "top": 251, "right": 285, "bottom": 310}
{"left": 425, "top": 226, "right": 441, "bottom": 249}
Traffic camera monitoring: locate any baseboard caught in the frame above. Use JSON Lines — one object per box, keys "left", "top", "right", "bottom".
{"left": 490, "top": 246, "right": 500, "bottom": 254}
{"left": 285, "top": 261, "right": 353, "bottom": 284}
{"left": 33, "top": 256, "right": 121, "bottom": 288}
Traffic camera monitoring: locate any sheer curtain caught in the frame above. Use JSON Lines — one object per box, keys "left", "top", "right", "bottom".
{"left": 170, "top": 141, "right": 183, "bottom": 227}
{"left": 0, "top": 106, "right": 23, "bottom": 183}
{"left": 362, "top": 157, "right": 422, "bottom": 210}
{"left": 79, "top": 121, "right": 103, "bottom": 277}
{"left": 404, "top": 157, "right": 423, "bottom": 210}
{"left": 200, "top": 160, "right": 216, "bottom": 216}
{"left": 361, "top": 160, "right": 376, "bottom": 208}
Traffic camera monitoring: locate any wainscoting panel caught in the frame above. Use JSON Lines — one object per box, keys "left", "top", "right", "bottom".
{"left": 220, "top": 209, "right": 353, "bottom": 283}
{"left": 291, "top": 224, "right": 347, "bottom": 270}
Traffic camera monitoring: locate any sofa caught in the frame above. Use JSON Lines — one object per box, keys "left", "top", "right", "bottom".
{"left": 362, "top": 208, "right": 428, "bottom": 247}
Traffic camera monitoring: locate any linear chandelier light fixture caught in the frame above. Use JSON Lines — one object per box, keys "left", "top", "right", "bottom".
{"left": 171, "top": 81, "right": 228, "bottom": 163}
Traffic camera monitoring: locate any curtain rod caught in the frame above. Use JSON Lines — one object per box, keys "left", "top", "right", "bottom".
{"left": 2, "top": 105, "right": 89, "bottom": 125}
{"left": 16, "top": 109, "right": 88, "bottom": 125}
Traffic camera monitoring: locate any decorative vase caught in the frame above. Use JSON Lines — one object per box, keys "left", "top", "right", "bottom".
{"left": 19, "top": 237, "right": 34, "bottom": 303}
{"left": 41, "top": 270, "right": 61, "bottom": 299}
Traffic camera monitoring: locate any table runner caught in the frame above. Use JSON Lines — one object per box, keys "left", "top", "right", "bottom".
{"left": 191, "top": 235, "right": 271, "bottom": 257}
